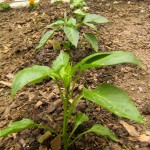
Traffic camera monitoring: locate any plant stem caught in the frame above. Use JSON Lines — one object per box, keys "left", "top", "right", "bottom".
{"left": 69, "top": 131, "right": 88, "bottom": 146}
{"left": 68, "top": 93, "right": 83, "bottom": 121}
{"left": 69, "top": 69, "right": 82, "bottom": 99}
{"left": 54, "top": 79, "right": 64, "bottom": 102}
{"left": 39, "top": 124, "right": 59, "bottom": 135}
{"left": 63, "top": 86, "right": 69, "bottom": 150}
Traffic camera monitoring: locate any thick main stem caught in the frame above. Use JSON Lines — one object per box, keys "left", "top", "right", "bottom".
{"left": 63, "top": 87, "right": 69, "bottom": 150}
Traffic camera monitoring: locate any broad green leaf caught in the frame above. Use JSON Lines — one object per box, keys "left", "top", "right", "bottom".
{"left": 63, "top": 26, "right": 79, "bottom": 47}
{"left": 83, "top": 22, "right": 97, "bottom": 30}
{"left": 0, "top": 119, "right": 39, "bottom": 137}
{"left": 67, "top": 17, "right": 77, "bottom": 26}
{"left": 80, "top": 51, "right": 142, "bottom": 70}
{"left": 86, "top": 124, "right": 118, "bottom": 141}
{"left": 74, "top": 113, "right": 89, "bottom": 130}
{"left": 35, "top": 30, "right": 55, "bottom": 50}
{"left": 11, "top": 65, "right": 54, "bottom": 97}
{"left": 52, "top": 51, "right": 70, "bottom": 71}
{"left": 46, "top": 20, "right": 65, "bottom": 28}
{"left": 72, "top": 51, "right": 142, "bottom": 74}
{"left": 83, "top": 14, "right": 108, "bottom": 24}
{"left": 74, "top": 9, "right": 88, "bottom": 16}
{"left": 84, "top": 33, "right": 98, "bottom": 52}
{"left": 83, "top": 84, "right": 145, "bottom": 124}
{"left": 59, "top": 63, "right": 72, "bottom": 87}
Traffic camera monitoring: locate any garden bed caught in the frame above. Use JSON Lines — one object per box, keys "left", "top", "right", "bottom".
{"left": 0, "top": 0, "right": 150, "bottom": 149}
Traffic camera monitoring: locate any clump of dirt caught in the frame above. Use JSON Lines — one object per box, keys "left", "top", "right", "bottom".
{"left": 0, "top": 0, "right": 149, "bottom": 149}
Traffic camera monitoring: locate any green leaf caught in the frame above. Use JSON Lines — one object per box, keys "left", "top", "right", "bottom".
{"left": 46, "top": 20, "right": 65, "bottom": 28}
{"left": 83, "top": 22, "right": 97, "bottom": 30}
{"left": 69, "top": 112, "right": 89, "bottom": 140}
{"left": 0, "top": 119, "right": 39, "bottom": 137}
{"left": 84, "top": 33, "right": 98, "bottom": 52}
{"left": 67, "top": 17, "right": 77, "bottom": 26}
{"left": 86, "top": 124, "right": 118, "bottom": 141}
{"left": 63, "top": 26, "right": 79, "bottom": 47}
{"left": 11, "top": 65, "right": 53, "bottom": 97}
{"left": 63, "top": 41, "right": 72, "bottom": 50}
{"left": 52, "top": 51, "right": 70, "bottom": 71}
{"left": 74, "top": 9, "right": 88, "bottom": 16}
{"left": 59, "top": 63, "right": 72, "bottom": 87}
{"left": 81, "top": 51, "right": 142, "bottom": 70}
{"left": 83, "top": 14, "right": 108, "bottom": 24}
{"left": 83, "top": 84, "right": 145, "bottom": 124}
{"left": 72, "top": 51, "right": 142, "bottom": 74}
{"left": 71, "top": 0, "right": 86, "bottom": 7}
{"left": 74, "top": 113, "right": 89, "bottom": 130}
{"left": 52, "top": 51, "right": 72, "bottom": 87}
{"left": 35, "top": 30, "right": 55, "bottom": 50}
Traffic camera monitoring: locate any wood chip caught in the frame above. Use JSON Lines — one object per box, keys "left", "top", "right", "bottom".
{"left": 51, "top": 136, "right": 61, "bottom": 150}
{"left": 0, "top": 81, "right": 12, "bottom": 87}
{"left": 35, "top": 101, "right": 43, "bottom": 108}
{"left": 54, "top": 99, "right": 62, "bottom": 107}
{"left": 6, "top": 73, "right": 14, "bottom": 79}
{"left": 39, "top": 145, "right": 48, "bottom": 150}
{"left": 38, "top": 131, "right": 52, "bottom": 144}
{"left": 138, "top": 134, "right": 150, "bottom": 143}
{"left": 120, "top": 120, "right": 139, "bottom": 137}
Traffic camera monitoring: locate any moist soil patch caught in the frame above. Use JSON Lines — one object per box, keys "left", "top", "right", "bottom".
{"left": 0, "top": 0, "right": 150, "bottom": 149}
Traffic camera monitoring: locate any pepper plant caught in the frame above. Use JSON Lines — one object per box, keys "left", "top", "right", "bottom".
{"left": 35, "top": 11, "right": 108, "bottom": 52}
{"left": 0, "top": 51, "right": 145, "bottom": 149}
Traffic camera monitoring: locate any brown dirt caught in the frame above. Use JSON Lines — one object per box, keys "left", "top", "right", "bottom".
{"left": 0, "top": 0, "right": 150, "bottom": 149}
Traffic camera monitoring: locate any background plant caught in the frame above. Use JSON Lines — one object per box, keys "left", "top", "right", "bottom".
{"left": 0, "top": 51, "right": 145, "bottom": 150}
{"left": 0, "top": 2, "right": 11, "bottom": 11}
{"left": 70, "top": 0, "right": 87, "bottom": 9}
{"left": 35, "top": 10, "right": 108, "bottom": 52}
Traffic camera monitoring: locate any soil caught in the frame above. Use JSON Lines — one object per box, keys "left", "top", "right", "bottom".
{"left": 0, "top": 0, "right": 150, "bottom": 149}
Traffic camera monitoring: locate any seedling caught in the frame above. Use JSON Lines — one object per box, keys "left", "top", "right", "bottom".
{"left": 35, "top": 11, "right": 108, "bottom": 52}
{"left": 0, "top": 51, "right": 145, "bottom": 150}
{"left": 70, "top": 0, "right": 87, "bottom": 9}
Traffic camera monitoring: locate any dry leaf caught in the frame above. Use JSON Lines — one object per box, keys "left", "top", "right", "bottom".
{"left": 49, "top": 40, "right": 61, "bottom": 51}
{"left": 120, "top": 120, "right": 139, "bottom": 137}
{"left": 138, "top": 134, "right": 150, "bottom": 143}
{"left": 0, "top": 81, "right": 12, "bottom": 87}
{"left": 51, "top": 136, "right": 61, "bottom": 150}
